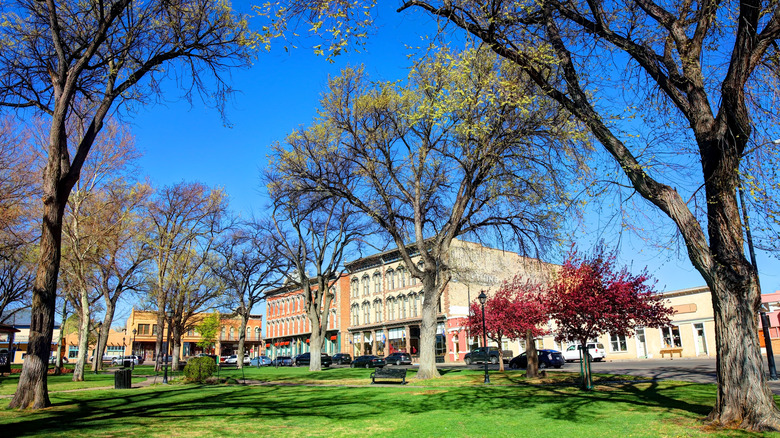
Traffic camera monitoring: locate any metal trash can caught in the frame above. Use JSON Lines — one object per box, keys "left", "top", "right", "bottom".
{"left": 122, "top": 359, "right": 132, "bottom": 368}
{"left": 114, "top": 368, "right": 132, "bottom": 389}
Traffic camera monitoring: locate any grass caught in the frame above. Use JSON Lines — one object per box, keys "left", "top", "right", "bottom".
{"left": 0, "top": 366, "right": 778, "bottom": 437}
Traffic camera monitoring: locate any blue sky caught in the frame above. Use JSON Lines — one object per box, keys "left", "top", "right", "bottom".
{"left": 123, "top": 1, "right": 780, "bottom": 319}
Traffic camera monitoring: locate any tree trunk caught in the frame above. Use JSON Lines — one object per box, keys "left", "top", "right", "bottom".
{"left": 53, "top": 301, "right": 67, "bottom": 375}
{"left": 72, "top": 293, "right": 91, "bottom": 381}
{"left": 94, "top": 301, "right": 117, "bottom": 372}
{"left": 154, "top": 307, "right": 165, "bottom": 372}
{"left": 237, "top": 314, "right": 248, "bottom": 370}
{"left": 496, "top": 336, "right": 505, "bottom": 372}
{"left": 416, "top": 274, "right": 441, "bottom": 379}
{"left": 171, "top": 323, "right": 181, "bottom": 372}
{"left": 525, "top": 330, "right": 539, "bottom": 378}
{"left": 309, "top": 323, "right": 322, "bottom": 372}
{"left": 8, "top": 179, "right": 69, "bottom": 408}
{"left": 706, "top": 271, "right": 780, "bottom": 430}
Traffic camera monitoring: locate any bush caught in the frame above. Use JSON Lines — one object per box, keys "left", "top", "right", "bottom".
{"left": 183, "top": 357, "right": 217, "bottom": 383}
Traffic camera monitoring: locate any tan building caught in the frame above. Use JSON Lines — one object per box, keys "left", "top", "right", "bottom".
{"left": 61, "top": 325, "right": 128, "bottom": 362}
{"left": 344, "top": 238, "right": 555, "bottom": 362}
{"left": 532, "top": 286, "right": 717, "bottom": 360}
{"left": 125, "top": 309, "right": 263, "bottom": 361}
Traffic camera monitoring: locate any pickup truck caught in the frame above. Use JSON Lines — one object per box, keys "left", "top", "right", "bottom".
{"left": 463, "top": 347, "right": 513, "bottom": 365}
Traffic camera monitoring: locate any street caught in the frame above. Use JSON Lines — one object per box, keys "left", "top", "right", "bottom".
{"left": 450, "top": 355, "right": 780, "bottom": 394}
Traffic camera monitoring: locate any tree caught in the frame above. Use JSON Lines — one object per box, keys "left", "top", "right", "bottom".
{"left": 546, "top": 246, "right": 673, "bottom": 389}
{"left": 392, "top": 0, "right": 780, "bottom": 429}
{"left": 264, "top": 189, "right": 365, "bottom": 372}
{"left": 213, "top": 221, "right": 285, "bottom": 370}
{"left": 147, "top": 182, "right": 228, "bottom": 372}
{"left": 271, "top": 48, "right": 577, "bottom": 379}
{"left": 466, "top": 276, "right": 548, "bottom": 374}
{"left": 195, "top": 313, "right": 221, "bottom": 353}
{"left": 0, "top": 0, "right": 254, "bottom": 409}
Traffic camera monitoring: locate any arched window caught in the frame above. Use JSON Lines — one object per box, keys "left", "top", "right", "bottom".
{"left": 255, "top": 326, "right": 261, "bottom": 340}
{"left": 374, "top": 299, "right": 382, "bottom": 323}
{"left": 373, "top": 272, "right": 381, "bottom": 293}
{"left": 394, "top": 270, "right": 400, "bottom": 290}
{"left": 229, "top": 327, "right": 235, "bottom": 340}
{"left": 330, "top": 287, "right": 336, "bottom": 303}
{"left": 412, "top": 293, "right": 419, "bottom": 317}
{"left": 352, "top": 305, "right": 360, "bottom": 326}
{"left": 387, "top": 269, "right": 395, "bottom": 289}
{"left": 401, "top": 295, "right": 408, "bottom": 319}
{"left": 362, "top": 302, "right": 371, "bottom": 325}
{"left": 398, "top": 267, "right": 406, "bottom": 288}
{"left": 351, "top": 278, "right": 359, "bottom": 298}
{"left": 387, "top": 298, "right": 395, "bottom": 320}
{"left": 362, "top": 275, "right": 370, "bottom": 296}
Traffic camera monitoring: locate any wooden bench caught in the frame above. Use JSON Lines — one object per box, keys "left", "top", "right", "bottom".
{"left": 370, "top": 367, "right": 407, "bottom": 384}
{"left": 659, "top": 348, "right": 683, "bottom": 359}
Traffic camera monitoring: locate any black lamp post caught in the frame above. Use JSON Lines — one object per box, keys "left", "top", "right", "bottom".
{"left": 132, "top": 328, "right": 137, "bottom": 370}
{"left": 478, "top": 291, "right": 489, "bottom": 384}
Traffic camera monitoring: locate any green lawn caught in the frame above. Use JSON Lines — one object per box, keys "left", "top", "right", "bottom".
{"left": 0, "top": 367, "right": 777, "bottom": 437}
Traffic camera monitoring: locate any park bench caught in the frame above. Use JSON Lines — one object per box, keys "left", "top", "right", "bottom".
{"left": 370, "top": 367, "right": 407, "bottom": 384}
{"left": 659, "top": 347, "right": 683, "bottom": 359}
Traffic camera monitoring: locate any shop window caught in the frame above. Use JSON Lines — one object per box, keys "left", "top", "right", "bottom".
{"left": 610, "top": 333, "right": 628, "bottom": 352}
{"left": 662, "top": 326, "right": 682, "bottom": 348}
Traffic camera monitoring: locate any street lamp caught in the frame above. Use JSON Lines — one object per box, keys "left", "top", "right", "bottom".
{"left": 478, "top": 291, "right": 489, "bottom": 384}
{"left": 132, "top": 328, "right": 137, "bottom": 370}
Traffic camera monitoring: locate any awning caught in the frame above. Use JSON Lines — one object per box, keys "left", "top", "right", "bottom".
{"left": 330, "top": 335, "right": 338, "bottom": 341}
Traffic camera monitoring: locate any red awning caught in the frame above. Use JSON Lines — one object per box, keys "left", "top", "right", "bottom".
{"left": 330, "top": 335, "right": 338, "bottom": 341}
{"left": 305, "top": 339, "right": 310, "bottom": 344}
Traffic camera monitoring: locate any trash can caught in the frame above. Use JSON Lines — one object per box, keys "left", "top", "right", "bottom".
{"left": 122, "top": 359, "right": 132, "bottom": 368}
{"left": 114, "top": 368, "right": 132, "bottom": 389}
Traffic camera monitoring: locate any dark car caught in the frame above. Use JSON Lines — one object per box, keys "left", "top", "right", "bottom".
{"left": 350, "top": 355, "right": 386, "bottom": 368}
{"left": 508, "top": 349, "right": 565, "bottom": 370}
{"left": 332, "top": 353, "right": 352, "bottom": 365}
{"left": 384, "top": 352, "right": 412, "bottom": 366}
{"left": 294, "top": 352, "right": 332, "bottom": 367}
{"left": 272, "top": 356, "right": 293, "bottom": 367}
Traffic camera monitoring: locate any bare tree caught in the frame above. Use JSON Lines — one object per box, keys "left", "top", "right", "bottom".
{"left": 271, "top": 49, "right": 577, "bottom": 378}
{"left": 213, "top": 221, "right": 285, "bottom": 369}
{"left": 147, "top": 182, "right": 228, "bottom": 372}
{"left": 0, "top": 0, "right": 254, "bottom": 409}
{"left": 265, "top": 188, "right": 365, "bottom": 371}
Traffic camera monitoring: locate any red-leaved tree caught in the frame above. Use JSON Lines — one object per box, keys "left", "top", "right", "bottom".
{"left": 547, "top": 246, "right": 674, "bottom": 388}
{"left": 467, "top": 276, "right": 549, "bottom": 373}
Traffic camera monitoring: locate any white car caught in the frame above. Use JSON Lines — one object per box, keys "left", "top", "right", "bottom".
{"left": 562, "top": 343, "right": 606, "bottom": 362}
{"left": 223, "top": 355, "right": 251, "bottom": 365}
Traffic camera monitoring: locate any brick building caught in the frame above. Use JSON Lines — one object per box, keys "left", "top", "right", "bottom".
{"left": 264, "top": 277, "right": 346, "bottom": 358}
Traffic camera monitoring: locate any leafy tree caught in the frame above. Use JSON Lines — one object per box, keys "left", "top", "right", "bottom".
{"left": 196, "top": 313, "right": 221, "bottom": 352}
{"left": 466, "top": 276, "right": 548, "bottom": 375}
{"left": 546, "top": 246, "right": 673, "bottom": 389}
{"left": 0, "top": 0, "right": 254, "bottom": 409}
{"left": 390, "top": 0, "right": 780, "bottom": 429}
{"left": 271, "top": 48, "right": 578, "bottom": 379}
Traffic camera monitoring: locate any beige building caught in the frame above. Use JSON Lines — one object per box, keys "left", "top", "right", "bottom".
{"left": 344, "top": 238, "right": 556, "bottom": 362}
{"left": 530, "top": 286, "right": 716, "bottom": 360}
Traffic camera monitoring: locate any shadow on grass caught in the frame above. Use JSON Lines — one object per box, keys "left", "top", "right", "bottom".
{"left": 0, "top": 371, "right": 720, "bottom": 437}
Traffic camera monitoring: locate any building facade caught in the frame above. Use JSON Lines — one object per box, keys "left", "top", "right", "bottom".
{"left": 264, "top": 277, "right": 346, "bottom": 358}
{"left": 124, "top": 309, "right": 263, "bottom": 361}
{"left": 344, "top": 239, "right": 554, "bottom": 362}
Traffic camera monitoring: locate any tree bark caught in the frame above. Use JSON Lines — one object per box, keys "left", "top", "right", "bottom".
{"left": 94, "top": 300, "right": 117, "bottom": 372}
{"left": 525, "top": 330, "right": 539, "bottom": 378}
{"left": 416, "top": 273, "right": 441, "bottom": 379}
{"left": 7, "top": 195, "right": 67, "bottom": 408}
{"left": 71, "top": 290, "right": 91, "bottom": 381}
{"left": 237, "top": 313, "right": 248, "bottom": 370}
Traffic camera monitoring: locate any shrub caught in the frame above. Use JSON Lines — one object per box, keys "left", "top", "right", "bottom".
{"left": 183, "top": 357, "right": 217, "bottom": 383}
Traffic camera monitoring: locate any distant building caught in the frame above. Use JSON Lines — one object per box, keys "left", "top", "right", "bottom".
{"left": 0, "top": 310, "right": 62, "bottom": 364}
{"left": 124, "top": 309, "right": 263, "bottom": 361}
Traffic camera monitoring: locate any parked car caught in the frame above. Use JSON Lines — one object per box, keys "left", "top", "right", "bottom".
{"left": 350, "top": 355, "right": 386, "bottom": 368}
{"left": 224, "top": 354, "right": 251, "bottom": 365}
{"left": 294, "top": 352, "right": 332, "bottom": 367}
{"left": 193, "top": 353, "right": 218, "bottom": 363}
{"left": 49, "top": 355, "right": 68, "bottom": 364}
{"left": 384, "top": 352, "right": 412, "bottom": 366}
{"left": 111, "top": 355, "right": 139, "bottom": 366}
{"left": 272, "top": 356, "right": 293, "bottom": 367}
{"left": 332, "top": 353, "right": 352, "bottom": 365}
{"left": 463, "top": 347, "right": 513, "bottom": 365}
{"left": 562, "top": 343, "right": 606, "bottom": 362}
{"left": 508, "top": 349, "right": 565, "bottom": 370}
{"left": 250, "top": 355, "right": 273, "bottom": 366}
